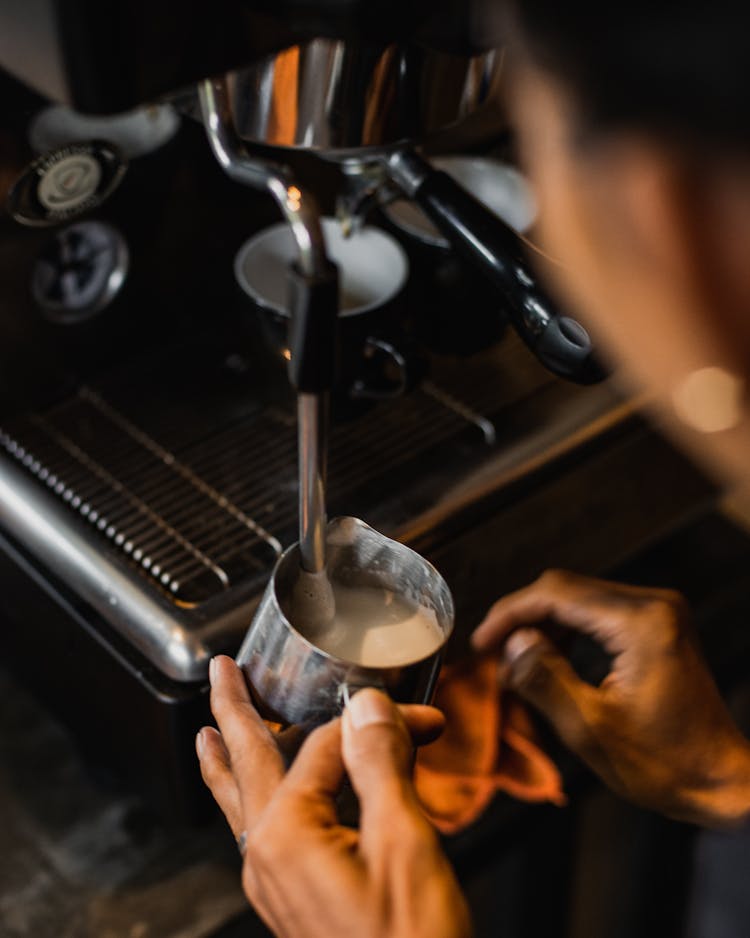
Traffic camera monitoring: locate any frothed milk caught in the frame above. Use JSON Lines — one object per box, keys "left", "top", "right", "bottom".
{"left": 293, "top": 581, "right": 443, "bottom": 667}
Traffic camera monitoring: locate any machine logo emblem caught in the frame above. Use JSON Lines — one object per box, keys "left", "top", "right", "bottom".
{"left": 36, "top": 152, "right": 103, "bottom": 212}
{"left": 6, "top": 141, "right": 127, "bottom": 226}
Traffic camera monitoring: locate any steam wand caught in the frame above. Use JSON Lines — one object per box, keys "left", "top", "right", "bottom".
{"left": 198, "top": 79, "right": 338, "bottom": 595}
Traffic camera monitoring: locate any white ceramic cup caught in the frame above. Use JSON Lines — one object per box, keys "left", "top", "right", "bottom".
{"left": 235, "top": 218, "right": 420, "bottom": 401}
{"left": 235, "top": 217, "right": 409, "bottom": 317}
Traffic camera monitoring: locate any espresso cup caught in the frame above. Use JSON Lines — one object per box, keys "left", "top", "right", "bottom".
{"left": 235, "top": 218, "right": 424, "bottom": 401}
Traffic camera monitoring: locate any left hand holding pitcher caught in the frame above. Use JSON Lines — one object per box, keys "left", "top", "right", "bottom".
{"left": 196, "top": 656, "right": 471, "bottom": 938}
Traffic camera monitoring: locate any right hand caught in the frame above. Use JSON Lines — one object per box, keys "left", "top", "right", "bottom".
{"left": 197, "top": 659, "right": 471, "bottom": 938}
{"left": 472, "top": 570, "right": 750, "bottom": 827}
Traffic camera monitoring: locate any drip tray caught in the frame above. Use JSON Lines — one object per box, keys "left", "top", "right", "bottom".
{"left": 0, "top": 339, "right": 548, "bottom": 681}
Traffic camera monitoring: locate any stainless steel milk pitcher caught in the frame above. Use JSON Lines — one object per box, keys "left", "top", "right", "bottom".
{"left": 236, "top": 516, "right": 454, "bottom": 726}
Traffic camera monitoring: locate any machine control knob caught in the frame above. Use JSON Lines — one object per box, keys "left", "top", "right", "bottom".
{"left": 31, "top": 221, "right": 129, "bottom": 324}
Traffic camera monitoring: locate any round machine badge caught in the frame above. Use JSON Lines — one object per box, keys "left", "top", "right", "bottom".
{"left": 6, "top": 141, "right": 127, "bottom": 226}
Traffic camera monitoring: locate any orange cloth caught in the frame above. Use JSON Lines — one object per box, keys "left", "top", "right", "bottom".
{"left": 415, "top": 657, "right": 566, "bottom": 835}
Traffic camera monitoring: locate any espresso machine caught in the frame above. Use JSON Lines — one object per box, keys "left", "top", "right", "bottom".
{"left": 0, "top": 0, "right": 712, "bottom": 817}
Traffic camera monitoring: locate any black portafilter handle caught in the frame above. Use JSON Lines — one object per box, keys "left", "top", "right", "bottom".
{"left": 386, "top": 150, "right": 606, "bottom": 385}
{"left": 287, "top": 259, "right": 340, "bottom": 392}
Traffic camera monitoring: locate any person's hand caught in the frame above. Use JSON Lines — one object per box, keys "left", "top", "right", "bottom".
{"left": 473, "top": 570, "right": 750, "bottom": 828}
{"left": 196, "top": 656, "right": 472, "bottom": 938}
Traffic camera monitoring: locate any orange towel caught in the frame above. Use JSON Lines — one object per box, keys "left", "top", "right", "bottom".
{"left": 415, "top": 657, "right": 566, "bottom": 835}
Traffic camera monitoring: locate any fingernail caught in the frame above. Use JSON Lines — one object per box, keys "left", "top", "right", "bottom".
{"left": 195, "top": 728, "right": 205, "bottom": 758}
{"left": 346, "top": 688, "right": 396, "bottom": 729}
{"left": 209, "top": 657, "right": 217, "bottom": 686}
{"left": 504, "top": 628, "right": 542, "bottom": 664}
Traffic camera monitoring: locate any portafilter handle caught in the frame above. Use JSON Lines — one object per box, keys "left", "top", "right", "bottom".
{"left": 386, "top": 149, "right": 606, "bottom": 385}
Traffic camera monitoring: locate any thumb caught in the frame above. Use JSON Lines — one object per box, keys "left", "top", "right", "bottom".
{"left": 503, "top": 628, "right": 600, "bottom": 756}
{"left": 342, "top": 689, "right": 420, "bottom": 827}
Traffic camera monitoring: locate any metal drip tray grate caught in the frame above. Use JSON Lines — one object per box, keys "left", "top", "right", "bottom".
{"left": 0, "top": 390, "right": 282, "bottom": 605}
{"left": 0, "top": 339, "right": 553, "bottom": 678}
